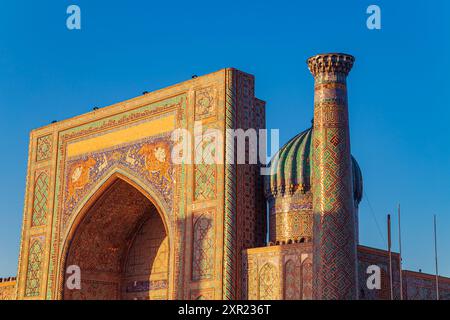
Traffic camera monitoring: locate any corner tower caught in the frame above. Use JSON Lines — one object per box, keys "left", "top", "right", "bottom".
{"left": 308, "top": 53, "right": 358, "bottom": 299}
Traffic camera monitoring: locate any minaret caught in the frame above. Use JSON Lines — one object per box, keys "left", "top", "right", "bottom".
{"left": 308, "top": 53, "right": 358, "bottom": 299}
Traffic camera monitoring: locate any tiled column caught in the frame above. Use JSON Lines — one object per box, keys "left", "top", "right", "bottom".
{"left": 308, "top": 53, "right": 358, "bottom": 300}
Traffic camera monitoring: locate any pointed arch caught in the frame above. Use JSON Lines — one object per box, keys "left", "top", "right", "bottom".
{"left": 62, "top": 166, "right": 172, "bottom": 243}
{"left": 57, "top": 168, "right": 174, "bottom": 299}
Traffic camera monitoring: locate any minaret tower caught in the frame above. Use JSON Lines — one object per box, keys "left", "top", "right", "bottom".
{"left": 308, "top": 53, "right": 358, "bottom": 299}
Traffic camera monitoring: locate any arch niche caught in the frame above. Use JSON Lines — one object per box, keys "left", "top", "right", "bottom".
{"left": 61, "top": 173, "right": 171, "bottom": 300}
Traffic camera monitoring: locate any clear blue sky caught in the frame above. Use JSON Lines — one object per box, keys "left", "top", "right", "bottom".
{"left": 1, "top": 0, "right": 449, "bottom": 278}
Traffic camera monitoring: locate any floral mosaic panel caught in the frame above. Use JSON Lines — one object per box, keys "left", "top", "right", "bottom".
{"left": 195, "top": 87, "right": 216, "bottom": 120}
{"left": 62, "top": 135, "right": 174, "bottom": 231}
{"left": 36, "top": 134, "right": 52, "bottom": 162}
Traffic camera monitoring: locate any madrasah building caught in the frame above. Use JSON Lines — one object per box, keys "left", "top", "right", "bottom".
{"left": 1, "top": 53, "right": 449, "bottom": 300}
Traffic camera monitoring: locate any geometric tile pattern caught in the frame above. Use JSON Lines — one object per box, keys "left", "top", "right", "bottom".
{"left": 284, "top": 260, "right": 300, "bottom": 299}
{"left": 308, "top": 53, "right": 357, "bottom": 300}
{"left": 402, "top": 270, "right": 450, "bottom": 300}
{"left": 259, "top": 263, "right": 278, "bottom": 300}
{"left": 357, "top": 246, "right": 401, "bottom": 300}
{"left": 31, "top": 172, "right": 49, "bottom": 227}
{"left": 38, "top": 94, "right": 188, "bottom": 300}
{"left": 223, "top": 68, "right": 238, "bottom": 300}
{"left": 192, "top": 212, "right": 214, "bottom": 281}
{"left": 194, "top": 164, "right": 216, "bottom": 201}
{"left": 301, "top": 259, "right": 313, "bottom": 299}
{"left": 232, "top": 77, "right": 266, "bottom": 299}
{"left": 243, "top": 243, "right": 313, "bottom": 300}
{"left": 266, "top": 121, "right": 363, "bottom": 245}
{"left": 270, "top": 191, "right": 313, "bottom": 244}
{"left": 36, "top": 134, "right": 52, "bottom": 162}
{"left": 15, "top": 66, "right": 450, "bottom": 301}
{"left": 223, "top": 69, "right": 262, "bottom": 299}
{"left": 244, "top": 242, "right": 450, "bottom": 301}
{"left": 25, "top": 239, "right": 44, "bottom": 297}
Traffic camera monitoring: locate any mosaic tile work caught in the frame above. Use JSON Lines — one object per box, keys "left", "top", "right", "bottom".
{"left": 357, "top": 245, "right": 450, "bottom": 300}
{"left": 31, "top": 172, "right": 49, "bottom": 227}
{"left": 192, "top": 210, "right": 215, "bottom": 281}
{"left": 62, "top": 135, "right": 174, "bottom": 232}
{"left": 30, "top": 70, "right": 264, "bottom": 301}
{"left": 24, "top": 237, "right": 44, "bottom": 297}
{"left": 194, "top": 164, "right": 216, "bottom": 201}
{"left": 36, "top": 134, "right": 52, "bottom": 162}
{"left": 308, "top": 54, "right": 358, "bottom": 300}
{"left": 268, "top": 191, "right": 313, "bottom": 244}
{"left": 259, "top": 263, "right": 278, "bottom": 300}
{"left": 243, "top": 243, "right": 313, "bottom": 300}
{"left": 223, "top": 69, "right": 265, "bottom": 299}
{"left": 284, "top": 260, "right": 300, "bottom": 299}
{"left": 357, "top": 245, "right": 401, "bottom": 300}
{"left": 195, "top": 87, "right": 216, "bottom": 121}
{"left": 52, "top": 96, "right": 185, "bottom": 300}
{"left": 68, "top": 281, "right": 119, "bottom": 300}
{"left": 63, "top": 179, "right": 169, "bottom": 300}
{"left": 12, "top": 63, "right": 450, "bottom": 301}
{"left": 403, "top": 271, "right": 450, "bottom": 300}
{"left": 0, "top": 279, "right": 16, "bottom": 300}
{"left": 301, "top": 258, "right": 313, "bottom": 299}
{"left": 265, "top": 125, "right": 363, "bottom": 245}
{"left": 243, "top": 256, "right": 258, "bottom": 300}
{"left": 223, "top": 69, "right": 239, "bottom": 300}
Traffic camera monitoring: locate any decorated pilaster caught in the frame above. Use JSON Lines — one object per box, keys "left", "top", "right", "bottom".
{"left": 308, "top": 53, "right": 358, "bottom": 299}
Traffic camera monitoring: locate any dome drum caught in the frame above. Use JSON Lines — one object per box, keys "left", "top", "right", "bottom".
{"left": 268, "top": 191, "right": 313, "bottom": 245}
{"left": 265, "top": 127, "right": 363, "bottom": 246}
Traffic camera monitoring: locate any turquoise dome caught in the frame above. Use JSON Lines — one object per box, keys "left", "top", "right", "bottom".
{"left": 266, "top": 127, "right": 363, "bottom": 204}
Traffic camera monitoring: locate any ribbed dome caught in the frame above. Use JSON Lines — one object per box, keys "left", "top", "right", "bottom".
{"left": 266, "top": 127, "right": 363, "bottom": 204}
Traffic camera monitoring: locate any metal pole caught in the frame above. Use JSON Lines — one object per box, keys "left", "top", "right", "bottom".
{"left": 434, "top": 214, "right": 440, "bottom": 300}
{"left": 388, "top": 214, "right": 393, "bottom": 300}
{"left": 398, "top": 204, "right": 403, "bottom": 300}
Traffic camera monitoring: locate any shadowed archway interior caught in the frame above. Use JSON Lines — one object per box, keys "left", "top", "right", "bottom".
{"left": 63, "top": 178, "right": 169, "bottom": 300}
